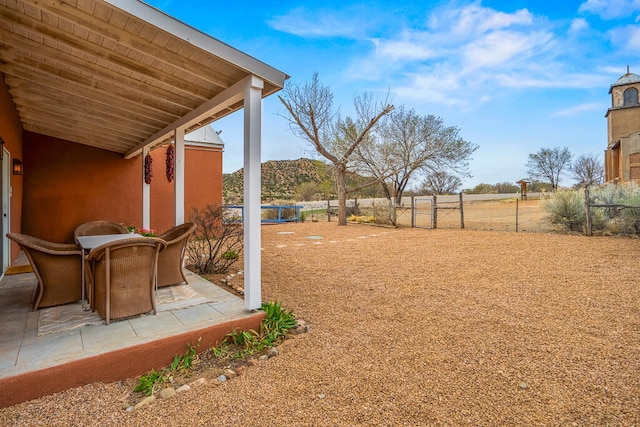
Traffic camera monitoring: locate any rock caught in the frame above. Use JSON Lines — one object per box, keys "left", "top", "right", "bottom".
{"left": 317, "top": 394, "right": 326, "bottom": 399}
{"left": 176, "top": 384, "right": 191, "bottom": 393}
{"left": 124, "top": 405, "right": 134, "bottom": 412}
{"left": 236, "top": 365, "right": 247, "bottom": 376}
{"left": 224, "top": 369, "right": 237, "bottom": 379}
{"left": 158, "top": 387, "right": 176, "bottom": 399}
{"left": 189, "top": 377, "right": 207, "bottom": 387}
{"left": 216, "top": 375, "right": 227, "bottom": 382}
{"left": 519, "top": 382, "right": 528, "bottom": 390}
{"left": 266, "top": 347, "right": 279, "bottom": 358}
{"left": 247, "top": 358, "right": 258, "bottom": 366}
{"left": 134, "top": 395, "right": 156, "bottom": 410}
{"left": 220, "top": 278, "right": 227, "bottom": 284}
{"left": 258, "top": 354, "right": 269, "bottom": 361}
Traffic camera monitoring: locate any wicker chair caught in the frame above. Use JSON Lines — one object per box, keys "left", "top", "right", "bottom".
{"left": 86, "top": 237, "right": 166, "bottom": 324}
{"left": 6, "top": 233, "right": 83, "bottom": 311}
{"left": 157, "top": 222, "right": 196, "bottom": 287}
{"left": 73, "top": 221, "right": 129, "bottom": 243}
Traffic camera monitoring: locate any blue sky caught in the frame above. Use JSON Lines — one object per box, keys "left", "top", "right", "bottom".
{"left": 146, "top": 0, "right": 639, "bottom": 189}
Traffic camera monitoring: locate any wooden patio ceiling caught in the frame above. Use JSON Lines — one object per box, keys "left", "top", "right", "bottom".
{"left": 0, "top": 0, "right": 287, "bottom": 157}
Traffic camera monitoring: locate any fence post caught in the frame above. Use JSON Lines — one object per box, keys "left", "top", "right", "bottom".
{"left": 327, "top": 199, "right": 331, "bottom": 222}
{"left": 432, "top": 195, "right": 438, "bottom": 229}
{"left": 459, "top": 192, "right": 465, "bottom": 229}
{"left": 515, "top": 198, "right": 519, "bottom": 232}
{"left": 411, "top": 196, "right": 415, "bottom": 228}
{"left": 585, "top": 187, "right": 592, "bottom": 237}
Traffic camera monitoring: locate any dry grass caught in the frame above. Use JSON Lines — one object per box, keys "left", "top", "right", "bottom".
{"left": 1, "top": 222, "right": 639, "bottom": 426}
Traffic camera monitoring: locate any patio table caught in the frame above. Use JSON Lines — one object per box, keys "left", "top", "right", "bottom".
{"left": 77, "top": 233, "right": 140, "bottom": 310}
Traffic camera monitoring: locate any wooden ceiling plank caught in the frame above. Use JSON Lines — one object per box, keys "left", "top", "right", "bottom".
{"left": 28, "top": 0, "right": 240, "bottom": 90}
{"left": 2, "top": 4, "right": 215, "bottom": 101}
{"left": 1, "top": 60, "right": 178, "bottom": 129}
{"left": 0, "top": 31, "right": 191, "bottom": 117}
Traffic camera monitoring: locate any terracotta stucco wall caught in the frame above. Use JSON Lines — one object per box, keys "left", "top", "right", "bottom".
{"left": 150, "top": 144, "right": 223, "bottom": 235}
{"left": 22, "top": 132, "right": 142, "bottom": 243}
{"left": 0, "top": 77, "right": 24, "bottom": 261}
{"left": 608, "top": 106, "right": 640, "bottom": 143}
{"left": 22, "top": 133, "right": 223, "bottom": 242}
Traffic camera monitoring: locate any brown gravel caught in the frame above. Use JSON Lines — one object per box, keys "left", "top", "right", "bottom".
{"left": 1, "top": 223, "right": 639, "bottom": 426}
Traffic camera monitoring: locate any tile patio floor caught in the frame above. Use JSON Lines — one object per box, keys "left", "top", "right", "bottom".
{"left": 0, "top": 262, "right": 260, "bottom": 405}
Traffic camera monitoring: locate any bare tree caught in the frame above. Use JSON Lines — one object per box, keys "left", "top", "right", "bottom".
{"left": 278, "top": 73, "right": 393, "bottom": 225}
{"left": 526, "top": 147, "right": 572, "bottom": 191}
{"left": 354, "top": 106, "right": 477, "bottom": 205}
{"left": 420, "top": 171, "right": 462, "bottom": 195}
{"left": 571, "top": 153, "right": 604, "bottom": 187}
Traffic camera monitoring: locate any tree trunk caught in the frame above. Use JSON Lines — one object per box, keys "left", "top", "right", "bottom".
{"left": 336, "top": 163, "right": 348, "bottom": 226}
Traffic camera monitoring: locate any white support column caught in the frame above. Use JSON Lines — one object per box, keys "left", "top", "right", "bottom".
{"left": 243, "top": 75, "right": 264, "bottom": 311}
{"left": 142, "top": 146, "right": 151, "bottom": 229}
{"left": 174, "top": 128, "right": 185, "bottom": 225}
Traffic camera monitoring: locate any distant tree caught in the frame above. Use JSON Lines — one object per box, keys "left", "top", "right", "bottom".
{"left": 571, "top": 153, "right": 604, "bottom": 187}
{"left": 420, "top": 171, "right": 462, "bottom": 194}
{"left": 526, "top": 147, "right": 572, "bottom": 191}
{"left": 494, "top": 182, "right": 520, "bottom": 193}
{"left": 353, "top": 106, "right": 477, "bottom": 205}
{"left": 465, "top": 183, "right": 494, "bottom": 194}
{"left": 295, "top": 182, "right": 319, "bottom": 201}
{"left": 278, "top": 73, "right": 393, "bottom": 225}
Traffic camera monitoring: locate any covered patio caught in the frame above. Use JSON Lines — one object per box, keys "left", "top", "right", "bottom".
{"left": 0, "top": 0, "right": 287, "bottom": 405}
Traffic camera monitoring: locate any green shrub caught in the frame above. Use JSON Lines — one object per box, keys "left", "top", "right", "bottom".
{"left": 543, "top": 190, "right": 585, "bottom": 232}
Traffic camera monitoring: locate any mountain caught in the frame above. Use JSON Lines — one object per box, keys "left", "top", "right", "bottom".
{"left": 223, "top": 158, "right": 333, "bottom": 201}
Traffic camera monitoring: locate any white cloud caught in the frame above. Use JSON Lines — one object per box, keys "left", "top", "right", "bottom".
{"left": 609, "top": 24, "right": 640, "bottom": 49}
{"left": 267, "top": 7, "right": 366, "bottom": 38}
{"left": 578, "top": 0, "right": 640, "bottom": 19}
{"left": 552, "top": 103, "right": 604, "bottom": 117}
{"left": 569, "top": 18, "right": 590, "bottom": 35}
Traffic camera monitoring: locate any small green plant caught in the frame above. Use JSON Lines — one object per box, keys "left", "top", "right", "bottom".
{"left": 299, "top": 211, "right": 307, "bottom": 222}
{"left": 222, "top": 250, "right": 239, "bottom": 261}
{"left": 134, "top": 370, "right": 165, "bottom": 396}
{"left": 209, "top": 301, "right": 298, "bottom": 360}
{"left": 134, "top": 339, "right": 201, "bottom": 396}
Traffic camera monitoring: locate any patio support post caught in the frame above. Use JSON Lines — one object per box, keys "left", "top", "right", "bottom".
{"left": 142, "top": 146, "right": 151, "bottom": 229}
{"left": 243, "top": 75, "right": 263, "bottom": 311}
{"left": 174, "top": 128, "right": 185, "bottom": 225}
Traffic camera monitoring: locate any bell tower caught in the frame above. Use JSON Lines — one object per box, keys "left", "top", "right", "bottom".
{"left": 605, "top": 67, "right": 640, "bottom": 182}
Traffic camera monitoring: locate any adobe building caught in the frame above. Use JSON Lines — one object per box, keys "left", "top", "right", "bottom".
{"left": 604, "top": 68, "right": 640, "bottom": 182}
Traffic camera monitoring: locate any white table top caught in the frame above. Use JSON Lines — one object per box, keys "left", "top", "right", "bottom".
{"left": 76, "top": 233, "right": 141, "bottom": 250}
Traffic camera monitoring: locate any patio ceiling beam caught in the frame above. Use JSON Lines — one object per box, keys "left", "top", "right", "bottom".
{"left": 1, "top": 6, "right": 215, "bottom": 102}
{"left": 0, "top": 29, "right": 196, "bottom": 116}
{"left": 124, "top": 75, "right": 249, "bottom": 159}
{"left": 18, "top": 0, "right": 237, "bottom": 91}
{"left": 104, "top": 0, "right": 288, "bottom": 89}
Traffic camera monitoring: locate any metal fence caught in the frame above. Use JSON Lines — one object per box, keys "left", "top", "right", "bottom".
{"left": 308, "top": 194, "right": 553, "bottom": 233}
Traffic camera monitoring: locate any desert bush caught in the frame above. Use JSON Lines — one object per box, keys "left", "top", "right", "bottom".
{"left": 371, "top": 200, "right": 396, "bottom": 225}
{"left": 590, "top": 183, "right": 640, "bottom": 233}
{"left": 262, "top": 201, "right": 298, "bottom": 221}
{"left": 543, "top": 190, "right": 586, "bottom": 232}
{"left": 544, "top": 183, "right": 640, "bottom": 234}
{"left": 186, "top": 204, "right": 243, "bottom": 274}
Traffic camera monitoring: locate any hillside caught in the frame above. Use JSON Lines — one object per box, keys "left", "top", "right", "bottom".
{"left": 223, "top": 158, "right": 333, "bottom": 201}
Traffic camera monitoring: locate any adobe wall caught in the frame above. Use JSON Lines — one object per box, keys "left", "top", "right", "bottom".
{"left": 0, "top": 77, "right": 24, "bottom": 260}
{"left": 607, "top": 106, "right": 640, "bottom": 143}
{"left": 22, "top": 133, "right": 223, "bottom": 242}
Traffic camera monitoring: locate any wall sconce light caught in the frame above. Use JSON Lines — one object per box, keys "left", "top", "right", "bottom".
{"left": 12, "top": 158, "right": 22, "bottom": 175}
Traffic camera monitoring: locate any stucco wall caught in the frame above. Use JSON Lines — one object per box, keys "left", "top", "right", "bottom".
{"left": 23, "top": 133, "right": 223, "bottom": 242}
{"left": 607, "top": 106, "right": 640, "bottom": 143}
{"left": 0, "top": 77, "right": 24, "bottom": 261}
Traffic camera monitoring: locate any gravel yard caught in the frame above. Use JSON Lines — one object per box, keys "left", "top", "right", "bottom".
{"left": 1, "top": 223, "right": 639, "bottom": 426}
